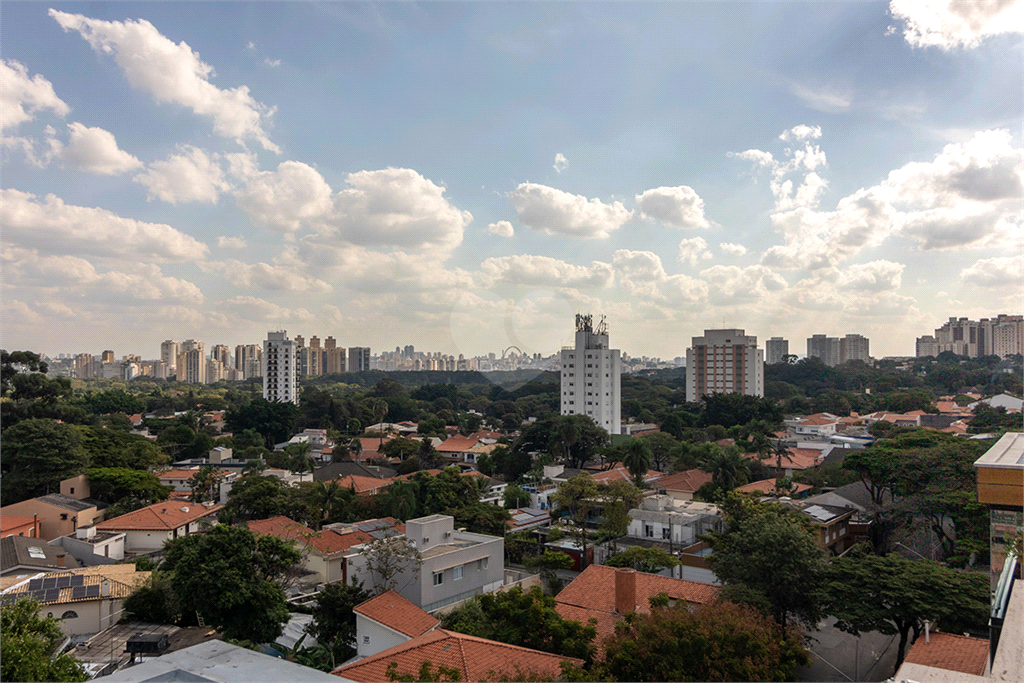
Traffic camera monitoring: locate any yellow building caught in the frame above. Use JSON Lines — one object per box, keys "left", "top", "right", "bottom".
{"left": 974, "top": 432, "right": 1024, "bottom": 588}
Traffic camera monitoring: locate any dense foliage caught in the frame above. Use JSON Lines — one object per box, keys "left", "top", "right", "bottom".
{"left": 0, "top": 598, "right": 88, "bottom": 682}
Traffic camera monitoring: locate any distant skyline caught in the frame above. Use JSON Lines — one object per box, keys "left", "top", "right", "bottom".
{"left": 2, "top": 2, "right": 1021, "bottom": 359}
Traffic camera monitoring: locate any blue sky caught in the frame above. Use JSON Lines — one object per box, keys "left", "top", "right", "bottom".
{"left": 2, "top": 1, "right": 1021, "bottom": 361}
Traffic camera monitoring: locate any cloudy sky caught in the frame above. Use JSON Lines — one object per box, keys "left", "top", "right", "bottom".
{"left": 2, "top": 1, "right": 1021, "bottom": 361}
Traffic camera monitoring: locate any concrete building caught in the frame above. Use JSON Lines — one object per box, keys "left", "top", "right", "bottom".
{"left": 324, "top": 336, "right": 345, "bottom": 374}
{"left": 0, "top": 495, "right": 103, "bottom": 542}
{"left": 923, "top": 314, "right": 1024, "bottom": 358}
{"left": 160, "top": 340, "right": 180, "bottom": 374}
{"left": 765, "top": 336, "right": 789, "bottom": 365}
{"left": 211, "top": 344, "right": 230, "bottom": 368}
{"left": 234, "top": 344, "right": 262, "bottom": 379}
{"left": 176, "top": 340, "right": 205, "bottom": 384}
{"left": 560, "top": 313, "right": 622, "bottom": 434}
{"left": 807, "top": 333, "right": 870, "bottom": 366}
{"left": 74, "top": 352, "right": 95, "bottom": 379}
{"left": 263, "top": 330, "right": 300, "bottom": 404}
{"left": 96, "top": 501, "right": 222, "bottom": 554}
{"left": 101, "top": 350, "right": 115, "bottom": 363}
{"left": 348, "top": 347, "right": 371, "bottom": 373}
{"left": 916, "top": 334, "right": 940, "bottom": 357}
{"left": 841, "top": 334, "right": 870, "bottom": 363}
{"left": 974, "top": 432, "right": 1023, "bottom": 590}
{"left": 686, "top": 328, "right": 763, "bottom": 402}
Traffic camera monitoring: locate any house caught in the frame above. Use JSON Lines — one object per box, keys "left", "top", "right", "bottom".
{"left": 332, "top": 629, "right": 581, "bottom": 682}
{"left": 767, "top": 499, "right": 857, "bottom": 555}
{"left": 734, "top": 478, "right": 812, "bottom": 498}
{"left": 590, "top": 464, "right": 662, "bottom": 486}
{"left": 790, "top": 413, "right": 841, "bottom": 436}
{"left": 0, "top": 536, "right": 67, "bottom": 575}
{"left": 553, "top": 565, "right": 720, "bottom": 652}
{"left": 1, "top": 514, "right": 40, "bottom": 538}
{"left": 506, "top": 508, "right": 551, "bottom": 533}
{"left": 625, "top": 496, "right": 722, "bottom": 547}
{"left": 247, "top": 516, "right": 404, "bottom": 588}
{"left": 895, "top": 631, "right": 989, "bottom": 681}
{"left": 0, "top": 564, "right": 150, "bottom": 636}
{"left": 344, "top": 514, "right": 504, "bottom": 613}
{"left": 462, "top": 471, "right": 507, "bottom": 504}
{"left": 334, "top": 474, "right": 398, "bottom": 496}
{"left": 745, "top": 447, "right": 826, "bottom": 478}
{"left": 352, "top": 590, "right": 440, "bottom": 659}
{"left": 434, "top": 436, "right": 481, "bottom": 464}
{"left": 315, "top": 461, "right": 398, "bottom": 483}
{"left": 0, "top": 494, "right": 103, "bottom": 541}
{"left": 96, "top": 501, "right": 222, "bottom": 554}
{"left": 650, "top": 469, "right": 713, "bottom": 501}
{"left": 48, "top": 526, "right": 126, "bottom": 566}
{"left": 969, "top": 393, "right": 1024, "bottom": 413}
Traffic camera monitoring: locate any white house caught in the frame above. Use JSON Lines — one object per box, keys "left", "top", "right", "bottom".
{"left": 352, "top": 590, "right": 440, "bottom": 660}
{"left": 96, "top": 502, "right": 221, "bottom": 554}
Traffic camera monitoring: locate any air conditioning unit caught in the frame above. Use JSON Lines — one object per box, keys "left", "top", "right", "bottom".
{"left": 444, "top": 532, "right": 452, "bottom": 538}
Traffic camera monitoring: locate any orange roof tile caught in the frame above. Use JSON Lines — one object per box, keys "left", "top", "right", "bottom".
{"left": 652, "top": 469, "right": 712, "bottom": 493}
{"left": 96, "top": 501, "right": 221, "bottom": 531}
{"left": 744, "top": 448, "right": 823, "bottom": 470}
{"left": 902, "top": 632, "right": 989, "bottom": 676}
{"left": 334, "top": 474, "right": 397, "bottom": 495}
{"left": 797, "top": 415, "right": 840, "bottom": 426}
{"left": 435, "top": 436, "right": 479, "bottom": 453}
{"left": 592, "top": 465, "right": 661, "bottom": 485}
{"left": 332, "top": 629, "right": 580, "bottom": 682}
{"left": 248, "top": 516, "right": 405, "bottom": 556}
{"left": 0, "top": 516, "right": 38, "bottom": 534}
{"left": 353, "top": 590, "right": 439, "bottom": 638}
{"left": 735, "top": 479, "right": 813, "bottom": 496}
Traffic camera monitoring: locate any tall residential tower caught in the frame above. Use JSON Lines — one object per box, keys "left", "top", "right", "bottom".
{"left": 263, "top": 331, "right": 300, "bottom": 405}
{"left": 560, "top": 314, "right": 621, "bottom": 434}
{"left": 686, "top": 329, "right": 764, "bottom": 403}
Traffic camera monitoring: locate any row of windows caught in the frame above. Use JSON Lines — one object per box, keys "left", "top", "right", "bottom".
{"left": 432, "top": 558, "right": 488, "bottom": 586}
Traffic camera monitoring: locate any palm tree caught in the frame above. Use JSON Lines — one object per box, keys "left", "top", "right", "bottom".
{"left": 349, "top": 437, "right": 363, "bottom": 461}
{"left": 621, "top": 438, "right": 653, "bottom": 487}
{"left": 373, "top": 399, "right": 389, "bottom": 451}
{"left": 313, "top": 481, "right": 342, "bottom": 529}
{"left": 771, "top": 440, "right": 794, "bottom": 478}
{"left": 704, "top": 448, "right": 750, "bottom": 491}
{"left": 242, "top": 459, "right": 266, "bottom": 477}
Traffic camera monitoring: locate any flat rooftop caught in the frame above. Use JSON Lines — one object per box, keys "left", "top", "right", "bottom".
{"left": 975, "top": 432, "right": 1024, "bottom": 469}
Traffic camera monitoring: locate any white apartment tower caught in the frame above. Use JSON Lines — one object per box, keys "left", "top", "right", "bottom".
{"left": 765, "top": 337, "right": 789, "bottom": 365}
{"left": 686, "top": 329, "right": 764, "bottom": 403}
{"left": 560, "top": 314, "right": 622, "bottom": 434}
{"left": 160, "top": 340, "right": 180, "bottom": 373}
{"left": 263, "top": 331, "right": 300, "bottom": 404}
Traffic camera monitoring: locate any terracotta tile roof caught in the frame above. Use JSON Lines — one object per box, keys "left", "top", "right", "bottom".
{"left": 1, "top": 565, "right": 149, "bottom": 605}
{"left": 332, "top": 629, "right": 581, "bottom": 682}
{"left": 797, "top": 415, "right": 840, "bottom": 426}
{"left": 652, "top": 469, "right": 712, "bottom": 493}
{"left": 554, "top": 565, "right": 719, "bottom": 657}
{"left": 735, "top": 479, "right": 813, "bottom": 496}
{"left": 902, "top": 632, "right": 989, "bottom": 676}
{"left": 334, "top": 474, "right": 397, "bottom": 495}
{"left": 248, "top": 516, "right": 404, "bottom": 556}
{"left": 96, "top": 501, "right": 222, "bottom": 531}
{"left": 745, "top": 448, "right": 823, "bottom": 470}
{"left": 933, "top": 401, "right": 960, "bottom": 413}
{"left": 353, "top": 590, "right": 439, "bottom": 638}
{"left": 591, "top": 465, "right": 661, "bottom": 485}
{"left": 435, "top": 436, "right": 479, "bottom": 453}
{"left": 468, "top": 430, "right": 504, "bottom": 441}
{"left": 0, "top": 516, "right": 38, "bottom": 534}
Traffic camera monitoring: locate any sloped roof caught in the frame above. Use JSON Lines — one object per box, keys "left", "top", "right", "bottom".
{"left": 0, "top": 565, "right": 149, "bottom": 606}
{"left": 591, "top": 465, "right": 661, "bottom": 485}
{"left": 653, "top": 469, "right": 712, "bottom": 493}
{"left": 734, "top": 479, "right": 813, "bottom": 496}
{"left": 0, "top": 515, "right": 37, "bottom": 534}
{"left": 332, "top": 629, "right": 580, "bottom": 682}
{"left": 0, "top": 536, "right": 66, "bottom": 572}
{"left": 35, "top": 494, "right": 96, "bottom": 512}
{"left": 353, "top": 590, "right": 439, "bottom": 638}
{"left": 334, "top": 474, "right": 397, "bottom": 495}
{"left": 435, "top": 436, "right": 480, "bottom": 453}
{"left": 248, "top": 516, "right": 404, "bottom": 556}
{"left": 902, "top": 632, "right": 989, "bottom": 676}
{"left": 97, "top": 502, "right": 221, "bottom": 531}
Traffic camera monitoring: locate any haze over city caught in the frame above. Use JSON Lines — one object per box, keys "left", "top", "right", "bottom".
{"left": 2, "top": 2, "right": 1021, "bottom": 360}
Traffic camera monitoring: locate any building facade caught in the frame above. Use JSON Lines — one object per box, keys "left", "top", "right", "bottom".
{"left": 765, "top": 337, "right": 789, "bottom": 365}
{"left": 160, "top": 340, "right": 180, "bottom": 374}
{"left": 686, "top": 329, "right": 763, "bottom": 402}
{"left": 348, "top": 347, "right": 371, "bottom": 372}
{"left": 919, "top": 314, "right": 1024, "bottom": 358}
{"left": 807, "top": 333, "right": 870, "bottom": 366}
{"left": 263, "top": 331, "right": 300, "bottom": 404}
{"left": 560, "top": 314, "right": 622, "bottom": 434}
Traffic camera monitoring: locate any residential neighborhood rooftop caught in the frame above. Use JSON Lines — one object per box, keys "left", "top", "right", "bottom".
{"left": 353, "top": 590, "right": 439, "bottom": 638}
{"left": 96, "top": 501, "right": 222, "bottom": 531}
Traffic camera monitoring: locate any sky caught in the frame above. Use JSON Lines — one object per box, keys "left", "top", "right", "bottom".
{"left": 2, "top": 1, "right": 1021, "bottom": 362}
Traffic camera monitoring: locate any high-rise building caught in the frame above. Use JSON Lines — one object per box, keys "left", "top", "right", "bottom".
{"left": 686, "top": 329, "right": 764, "bottom": 403}
{"left": 841, "top": 334, "right": 870, "bottom": 363}
{"left": 234, "top": 344, "right": 262, "bottom": 379}
{"left": 263, "top": 331, "right": 300, "bottom": 404}
{"left": 560, "top": 314, "right": 621, "bottom": 434}
{"left": 211, "top": 344, "right": 231, "bottom": 368}
{"left": 323, "top": 337, "right": 345, "bottom": 374}
{"left": 180, "top": 348, "right": 206, "bottom": 385}
{"left": 74, "top": 353, "right": 95, "bottom": 379}
{"left": 161, "top": 340, "right": 180, "bottom": 373}
{"left": 101, "top": 350, "right": 115, "bottom": 363}
{"left": 348, "top": 347, "right": 371, "bottom": 372}
{"left": 307, "top": 336, "right": 322, "bottom": 376}
{"left": 921, "top": 315, "right": 1024, "bottom": 358}
{"left": 765, "top": 337, "right": 789, "bottom": 365}
{"left": 807, "top": 334, "right": 842, "bottom": 367}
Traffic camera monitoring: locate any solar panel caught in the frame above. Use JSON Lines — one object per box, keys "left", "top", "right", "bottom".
{"left": 70, "top": 575, "right": 84, "bottom": 587}
{"left": 42, "top": 577, "right": 58, "bottom": 589}
{"left": 28, "top": 579, "right": 44, "bottom": 591}
{"left": 43, "top": 588, "right": 60, "bottom": 602}
{"left": 29, "top": 590, "right": 48, "bottom": 601}
{"left": 0, "top": 595, "right": 15, "bottom": 607}
{"left": 85, "top": 585, "right": 100, "bottom": 598}
{"left": 71, "top": 586, "right": 87, "bottom": 600}
{"left": 55, "top": 576, "right": 71, "bottom": 589}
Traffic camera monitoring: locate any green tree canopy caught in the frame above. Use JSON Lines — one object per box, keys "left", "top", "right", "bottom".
{"left": 0, "top": 598, "right": 88, "bottom": 682}
{"left": 307, "top": 582, "right": 373, "bottom": 666}
{"left": 224, "top": 398, "right": 299, "bottom": 447}
{"left": 605, "top": 546, "right": 681, "bottom": 574}
{"left": 1, "top": 418, "right": 89, "bottom": 504}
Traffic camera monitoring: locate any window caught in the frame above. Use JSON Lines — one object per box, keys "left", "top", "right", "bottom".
{"left": 363, "top": 635, "right": 371, "bottom": 645}
{"left": 644, "top": 524, "right": 654, "bottom": 538}
{"left": 433, "top": 571, "right": 444, "bottom": 586}
{"left": 454, "top": 566, "right": 463, "bottom": 580}
{"left": 477, "top": 557, "right": 488, "bottom": 570}
{"left": 662, "top": 528, "right": 671, "bottom": 540}
{"left": 61, "top": 610, "right": 78, "bottom": 620}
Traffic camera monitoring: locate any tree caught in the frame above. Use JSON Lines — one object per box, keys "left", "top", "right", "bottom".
{"left": 451, "top": 503, "right": 512, "bottom": 537}
{"left": 503, "top": 485, "right": 532, "bottom": 509}
{"left": 380, "top": 437, "right": 420, "bottom": 461}
{"left": 701, "top": 446, "right": 750, "bottom": 491}
{"left": 524, "top": 550, "right": 574, "bottom": 594}
{"left": 78, "top": 426, "right": 168, "bottom": 470}
{"left": 600, "top": 600, "right": 809, "bottom": 682}
{"left": 373, "top": 399, "right": 390, "bottom": 451}
{"left": 595, "top": 480, "right": 643, "bottom": 546}
{"left": 311, "top": 480, "right": 350, "bottom": 529}
{"left": 87, "top": 467, "right": 171, "bottom": 506}
{"left": 160, "top": 524, "right": 301, "bottom": 643}
{"left": 639, "top": 432, "right": 678, "bottom": 472}
{"left": 621, "top": 438, "right": 653, "bottom": 486}
{"left": 307, "top": 582, "right": 373, "bottom": 667}
{"left": 224, "top": 398, "right": 299, "bottom": 447}
{"left": 1, "top": 350, "right": 48, "bottom": 392}
{"left": 550, "top": 473, "right": 598, "bottom": 569}
{"left": 605, "top": 546, "right": 681, "bottom": 574}
{"left": 123, "top": 571, "right": 178, "bottom": 625}
{"left": 0, "top": 598, "right": 88, "bottom": 682}
{"left": 703, "top": 496, "right": 828, "bottom": 630}
{"left": 549, "top": 415, "right": 611, "bottom": 469}
{"left": 386, "top": 661, "right": 462, "bottom": 682}
{"left": 825, "top": 547, "right": 990, "bottom": 674}
{"left": 357, "top": 533, "right": 424, "bottom": 595}
{"left": 1, "top": 418, "right": 89, "bottom": 504}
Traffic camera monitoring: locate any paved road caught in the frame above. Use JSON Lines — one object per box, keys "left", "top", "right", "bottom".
{"left": 797, "top": 617, "right": 901, "bottom": 682}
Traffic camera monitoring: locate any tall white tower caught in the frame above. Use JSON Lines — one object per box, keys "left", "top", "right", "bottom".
{"left": 560, "top": 314, "right": 621, "bottom": 434}
{"left": 263, "top": 331, "right": 300, "bottom": 405}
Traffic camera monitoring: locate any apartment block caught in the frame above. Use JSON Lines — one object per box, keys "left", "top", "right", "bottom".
{"left": 921, "top": 315, "right": 1024, "bottom": 358}
{"left": 560, "top": 314, "right": 622, "bottom": 434}
{"left": 765, "top": 337, "right": 789, "bottom": 365}
{"left": 263, "top": 331, "right": 300, "bottom": 404}
{"left": 348, "top": 347, "right": 371, "bottom": 373}
{"left": 807, "top": 333, "right": 870, "bottom": 366}
{"left": 686, "top": 329, "right": 763, "bottom": 402}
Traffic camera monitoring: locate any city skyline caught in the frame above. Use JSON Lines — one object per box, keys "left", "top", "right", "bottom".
{"left": 2, "top": 3, "right": 1021, "bottom": 359}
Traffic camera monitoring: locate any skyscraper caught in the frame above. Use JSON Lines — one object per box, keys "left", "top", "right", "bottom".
{"left": 348, "top": 347, "right": 370, "bottom": 372}
{"left": 235, "top": 344, "right": 262, "bottom": 379}
{"left": 686, "top": 329, "right": 764, "bottom": 403}
{"left": 161, "top": 340, "right": 180, "bottom": 373}
{"left": 560, "top": 314, "right": 622, "bottom": 434}
{"left": 263, "top": 331, "right": 300, "bottom": 405}
{"left": 765, "top": 337, "right": 789, "bottom": 365}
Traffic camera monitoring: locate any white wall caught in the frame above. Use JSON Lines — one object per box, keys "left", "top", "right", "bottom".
{"left": 355, "top": 613, "right": 412, "bottom": 658}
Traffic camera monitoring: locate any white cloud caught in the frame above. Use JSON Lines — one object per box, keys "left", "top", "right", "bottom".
{"left": 699, "top": 264, "right": 788, "bottom": 304}
{"left": 480, "top": 255, "right": 614, "bottom": 289}
{"left": 50, "top": 10, "right": 279, "bottom": 152}
{"left": 553, "top": 153, "right": 568, "bottom": 173}
{"left": 613, "top": 250, "right": 708, "bottom": 304}
{"left": 322, "top": 168, "right": 472, "bottom": 252}
{"left": 719, "top": 242, "right": 748, "bottom": 256}
{"left": 677, "top": 236, "right": 712, "bottom": 266}
{"left": 507, "top": 182, "right": 632, "bottom": 239}
{"left": 961, "top": 256, "right": 1023, "bottom": 288}
{"left": 487, "top": 220, "right": 515, "bottom": 237}
{"left": 218, "top": 295, "right": 316, "bottom": 323}
{"left": 60, "top": 122, "right": 142, "bottom": 174}
{"left": 635, "top": 186, "right": 711, "bottom": 229}
{"left": 889, "top": 0, "right": 1024, "bottom": 49}
{"left": 0, "top": 60, "right": 70, "bottom": 131}
{"left": 790, "top": 83, "right": 851, "bottom": 112}
{"left": 733, "top": 134, "right": 829, "bottom": 211}
{"left": 264, "top": 58, "right": 281, "bottom": 68}
{"left": 2, "top": 130, "right": 63, "bottom": 168}
{"left": 780, "top": 124, "right": 822, "bottom": 141}
{"left": 200, "top": 259, "right": 331, "bottom": 293}
{"left": 235, "top": 161, "right": 334, "bottom": 232}
{"left": 134, "top": 146, "right": 230, "bottom": 204}
{"left": 0, "top": 188, "right": 208, "bottom": 261}
{"left": 217, "top": 236, "right": 247, "bottom": 249}
{"left": 835, "top": 260, "right": 905, "bottom": 292}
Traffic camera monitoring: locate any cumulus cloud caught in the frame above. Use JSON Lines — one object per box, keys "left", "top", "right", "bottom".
{"left": 613, "top": 250, "right": 708, "bottom": 303}
{"left": 218, "top": 295, "right": 316, "bottom": 322}
{"left": 264, "top": 58, "right": 281, "bottom": 68}
{"left": 553, "top": 153, "right": 568, "bottom": 173}
{"left": 780, "top": 124, "right": 822, "bottom": 141}
{"left": 507, "top": 183, "right": 632, "bottom": 239}
{"left": 1, "top": 188, "right": 208, "bottom": 261}
{"left": 699, "top": 264, "right": 788, "bottom": 304}
{"left": 635, "top": 186, "right": 711, "bottom": 229}
{"left": 60, "top": 122, "right": 142, "bottom": 174}
{"left": 235, "top": 160, "right": 334, "bottom": 232}
{"left": 200, "top": 259, "right": 331, "bottom": 293}
{"left": 834, "top": 260, "right": 905, "bottom": 291}
{"left": 50, "top": 9, "right": 279, "bottom": 152}
{"left": 480, "top": 255, "right": 614, "bottom": 289}
{"left": 0, "top": 60, "right": 70, "bottom": 131}
{"left": 134, "top": 146, "right": 231, "bottom": 203}
{"left": 217, "top": 236, "right": 247, "bottom": 249}
{"left": 719, "top": 242, "right": 748, "bottom": 256}
{"left": 889, "top": 0, "right": 1024, "bottom": 49}
{"left": 733, "top": 131, "right": 829, "bottom": 211}
{"left": 960, "top": 256, "right": 1023, "bottom": 288}
{"left": 487, "top": 220, "right": 515, "bottom": 237}
{"left": 677, "top": 236, "right": 712, "bottom": 266}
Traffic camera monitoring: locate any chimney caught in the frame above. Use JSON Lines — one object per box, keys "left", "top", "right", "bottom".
{"left": 101, "top": 579, "right": 111, "bottom": 597}
{"left": 57, "top": 553, "right": 65, "bottom": 567}
{"left": 614, "top": 568, "right": 637, "bottom": 615}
